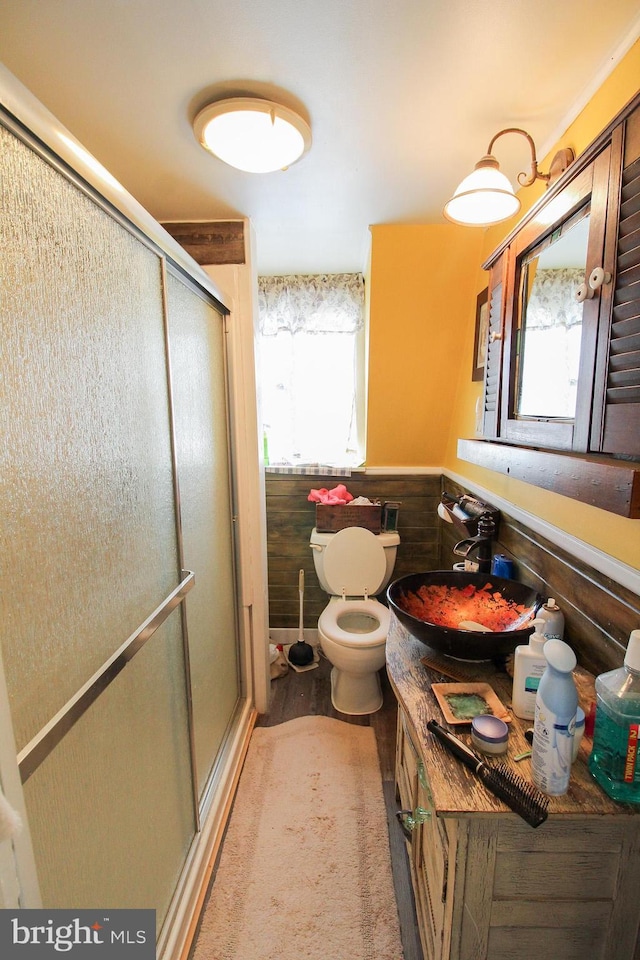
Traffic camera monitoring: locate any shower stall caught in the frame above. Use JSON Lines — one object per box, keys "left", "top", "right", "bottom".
{"left": 0, "top": 65, "right": 268, "bottom": 957}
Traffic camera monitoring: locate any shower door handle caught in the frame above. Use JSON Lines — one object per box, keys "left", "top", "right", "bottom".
{"left": 17, "top": 571, "right": 196, "bottom": 783}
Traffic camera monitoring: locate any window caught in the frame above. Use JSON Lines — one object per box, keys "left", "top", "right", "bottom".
{"left": 257, "top": 274, "right": 366, "bottom": 469}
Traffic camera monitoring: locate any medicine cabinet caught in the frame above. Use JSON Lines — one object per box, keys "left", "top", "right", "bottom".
{"left": 460, "top": 91, "right": 640, "bottom": 518}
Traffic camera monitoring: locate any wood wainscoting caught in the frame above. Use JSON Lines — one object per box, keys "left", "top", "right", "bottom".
{"left": 264, "top": 470, "right": 639, "bottom": 677}
{"left": 441, "top": 479, "right": 640, "bottom": 677}
{"left": 264, "top": 472, "right": 442, "bottom": 630}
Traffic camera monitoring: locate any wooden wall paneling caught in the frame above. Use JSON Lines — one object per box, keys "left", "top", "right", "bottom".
{"left": 265, "top": 473, "right": 442, "bottom": 629}
{"left": 497, "top": 517, "right": 639, "bottom": 674}
{"left": 266, "top": 471, "right": 637, "bottom": 675}
{"left": 438, "top": 478, "right": 640, "bottom": 677}
{"left": 160, "top": 220, "right": 246, "bottom": 265}
{"left": 265, "top": 477, "right": 320, "bottom": 629}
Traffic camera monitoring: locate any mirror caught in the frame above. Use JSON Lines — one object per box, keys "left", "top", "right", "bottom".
{"left": 515, "top": 208, "right": 590, "bottom": 420}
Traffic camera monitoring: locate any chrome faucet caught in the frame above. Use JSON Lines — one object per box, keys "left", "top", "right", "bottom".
{"left": 453, "top": 515, "right": 497, "bottom": 574}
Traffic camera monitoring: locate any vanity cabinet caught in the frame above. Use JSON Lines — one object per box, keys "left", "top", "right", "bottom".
{"left": 388, "top": 615, "right": 640, "bottom": 960}
{"left": 396, "top": 709, "right": 453, "bottom": 960}
{"left": 480, "top": 93, "right": 640, "bottom": 460}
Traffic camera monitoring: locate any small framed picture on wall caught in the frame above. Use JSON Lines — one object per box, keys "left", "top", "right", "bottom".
{"left": 472, "top": 287, "right": 489, "bottom": 381}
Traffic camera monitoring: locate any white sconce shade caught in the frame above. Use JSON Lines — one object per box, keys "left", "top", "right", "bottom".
{"left": 194, "top": 97, "right": 312, "bottom": 173}
{"left": 443, "top": 128, "right": 575, "bottom": 227}
{"left": 444, "top": 162, "right": 521, "bottom": 226}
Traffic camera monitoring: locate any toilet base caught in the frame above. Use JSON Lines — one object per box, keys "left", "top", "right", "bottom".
{"left": 330, "top": 665, "right": 383, "bottom": 716}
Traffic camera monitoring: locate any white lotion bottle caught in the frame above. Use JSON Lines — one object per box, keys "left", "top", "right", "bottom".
{"left": 512, "top": 617, "right": 548, "bottom": 720}
{"left": 531, "top": 638, "right": 578, "bottom": 796}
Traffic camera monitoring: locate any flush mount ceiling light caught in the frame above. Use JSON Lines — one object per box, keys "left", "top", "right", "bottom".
{"left": 193, "top": 97, "right": 312, "bottom": 173}
{"left": 443, "top": 128, "right": 574, "bottom": 226}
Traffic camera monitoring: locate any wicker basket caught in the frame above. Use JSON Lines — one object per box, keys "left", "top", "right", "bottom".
{"left": 315, "top": 503, "right": 382, "bottom": 533}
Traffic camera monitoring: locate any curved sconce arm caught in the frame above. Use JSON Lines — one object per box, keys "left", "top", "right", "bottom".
{"left": 486, "top": 128, "right": 544, "bottom": 187}
{"left": 485, "top": 128, "right": 574, "bottom": 188}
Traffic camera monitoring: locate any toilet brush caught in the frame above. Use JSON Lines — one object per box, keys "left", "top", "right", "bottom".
{"left": 287, "top": 569, "right": 314, "bottom": 666}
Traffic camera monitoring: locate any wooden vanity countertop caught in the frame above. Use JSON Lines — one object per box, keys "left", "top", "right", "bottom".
{"left": 386, "top": 612, "right": 638, "bottom": 819}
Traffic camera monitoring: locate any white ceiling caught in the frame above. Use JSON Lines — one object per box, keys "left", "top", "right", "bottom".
{"left": 1, "top": 1, "right": 639, "bottom": 275}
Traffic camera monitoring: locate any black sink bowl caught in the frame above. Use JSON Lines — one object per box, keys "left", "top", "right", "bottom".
{"left": 387, "top": 571, "right": 541, "bottom": 660}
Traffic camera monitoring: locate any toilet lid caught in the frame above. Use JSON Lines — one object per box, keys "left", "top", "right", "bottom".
{"left": 321, "top": 526, "right": 387, "bottom": 597}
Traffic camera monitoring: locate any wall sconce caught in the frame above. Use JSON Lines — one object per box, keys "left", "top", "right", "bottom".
{"left": 443, "top": 128, "right": 574, "bottom": 226}
{"left": 193, "top": 97, "right": 312, "bottom": 173}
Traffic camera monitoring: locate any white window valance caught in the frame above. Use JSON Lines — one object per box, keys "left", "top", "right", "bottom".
{"left": 258, "top": 273, "right": 364, "bottom": 336}
{"left": 525, "top": 268, "right": 584, "bottom": 330}
{"left": 256, "top": 273, "right": 366, "bottom": 468}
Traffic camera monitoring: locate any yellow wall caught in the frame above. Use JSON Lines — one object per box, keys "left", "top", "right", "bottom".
{"left": 366, "top": 224, "right": 483, "bottom": 465}
{"left": 367, "top": 39, "right": 640, "bottom": 571}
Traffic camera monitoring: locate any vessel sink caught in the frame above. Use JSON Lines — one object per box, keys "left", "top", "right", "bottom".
{"left": 387, "top": 571, "right": 541, "bottom": 660}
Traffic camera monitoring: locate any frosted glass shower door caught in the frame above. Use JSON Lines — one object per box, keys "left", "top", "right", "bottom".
{"left": 0, "top": 123, "right": 196, "bottom": 921}
{"left": 165, "top": 271, "right": 240, "bottom": 799}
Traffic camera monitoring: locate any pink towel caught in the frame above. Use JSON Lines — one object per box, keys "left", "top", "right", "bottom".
{"left": 307, "top": 483, "right": 354, "bottom": 505}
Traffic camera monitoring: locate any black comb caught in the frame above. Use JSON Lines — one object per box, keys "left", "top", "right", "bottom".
{"left": 427, "top": 719, "right": 549, "bottom": 828}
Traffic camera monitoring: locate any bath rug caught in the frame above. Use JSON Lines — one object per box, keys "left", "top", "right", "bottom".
{"left": 191, "top": 715, "right": 404, "bottom": 960}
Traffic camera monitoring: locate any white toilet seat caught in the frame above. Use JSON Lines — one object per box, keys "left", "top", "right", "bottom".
{"left": 319, "top": 598, "right": 390, "bottom": 648}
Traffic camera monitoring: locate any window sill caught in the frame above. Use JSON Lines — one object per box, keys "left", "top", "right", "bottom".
{"left": 264, "top": 464, "right": 358, "bottom": 476}
{"left": 457, "top": 439, "right": 640, "bottom": 519}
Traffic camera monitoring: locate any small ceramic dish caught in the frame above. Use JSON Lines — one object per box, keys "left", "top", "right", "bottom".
{"left": 431, "top": 682, "right": 511, "bottom": 725}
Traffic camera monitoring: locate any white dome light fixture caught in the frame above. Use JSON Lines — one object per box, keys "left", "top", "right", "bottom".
{"left": 444, "top": 127, "right": 574, "bottom": 227}
{"left": 193, "top": 97, "right": 312, "bottom": 173}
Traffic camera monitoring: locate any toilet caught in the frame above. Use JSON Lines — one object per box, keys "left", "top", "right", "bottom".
{"left": 310, "top": 525, "right": 400, "bottom": 715}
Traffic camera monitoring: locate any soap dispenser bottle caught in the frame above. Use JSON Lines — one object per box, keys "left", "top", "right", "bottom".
{"left": 531, "top": 638, "right": 578, "bottom": 796}
{"left": 588, "top": 630, "right": 640, "bottom": 804}
{"left": 512, "top": 617, "right": 548, "bottom": 720}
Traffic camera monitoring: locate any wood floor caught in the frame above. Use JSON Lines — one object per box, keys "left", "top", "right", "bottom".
{"left": 256, "top": 653, "right": 423, "bottom": 960}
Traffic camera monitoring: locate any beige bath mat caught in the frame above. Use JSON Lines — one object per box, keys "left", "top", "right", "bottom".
{"left": 191, "top": 715, "right": 404, "bottom": 960}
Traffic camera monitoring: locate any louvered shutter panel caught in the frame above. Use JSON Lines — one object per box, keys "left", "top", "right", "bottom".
{"left": 601, "top": 146, "right": 640, "bottom": 455}
{"left": 482, "top": 271, "right": 504, "bottom": 439}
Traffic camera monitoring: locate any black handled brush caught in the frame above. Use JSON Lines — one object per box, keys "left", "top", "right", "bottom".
{"left": 426, "top": 719, "right": 549, "bottom": 828}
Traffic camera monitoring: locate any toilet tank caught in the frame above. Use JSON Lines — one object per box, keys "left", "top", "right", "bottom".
{"left": 310, "top": 527, "right": 400, "bottom": 596}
